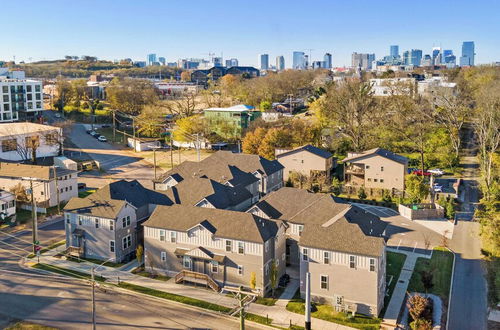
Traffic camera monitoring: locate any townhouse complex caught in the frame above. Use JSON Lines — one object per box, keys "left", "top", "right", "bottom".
{"left": 63, "top": 150, "right": 390, "bottom": 316}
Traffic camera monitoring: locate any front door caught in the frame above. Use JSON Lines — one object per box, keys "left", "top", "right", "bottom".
{"left": 195, "top": 259, "right": 205, "bottom": 274}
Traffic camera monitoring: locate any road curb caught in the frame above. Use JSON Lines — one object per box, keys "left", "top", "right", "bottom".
{"left": 445, "top": 247, "right": 456, "bottom": 330}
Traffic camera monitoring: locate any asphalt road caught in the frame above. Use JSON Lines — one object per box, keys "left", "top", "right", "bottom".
{"left": 0, "top": 219, "right": 262, "bottom": 329}
{"left": 68, "top": 123, "right": 156, "bottom": 189}
{"left": 447, "top": 126, "right": 488, "bottom": 330}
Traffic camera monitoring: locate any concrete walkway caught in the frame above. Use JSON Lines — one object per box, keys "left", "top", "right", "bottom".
{"left": 32, "top": 253, "right": 354, "bottom": 330}
{"left": 383, "top": 248, "right": 430, "bottom": 328}
{"left": 275, "top": 278, "right": 299, "bottom": 307}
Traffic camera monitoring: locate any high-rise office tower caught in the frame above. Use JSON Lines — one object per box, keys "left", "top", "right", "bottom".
{"left": 390, "top": 45, "right": 399, "bottom": 58}
{"left": 403, "top": 51, "right": 410, "bottom": 65}
{"left": 443, "top": 50, "right": 453, "bottom": 64}
{"left": 323, "top": 53, "right": 332, "bottom": 69}
{"left": 276, "top": 56, "right": 285, "bottom": 71}
{"left": 293, "top": 51, "right": 306, "bottom": 70}
{"left": 147, "top": 53, "right": 157, "bottom": 66}
{"left": 460, "top": 41, "right": 475, "bottom": 66}
{"left": 260, "top": 54, "right": 269, "bottom": 70}
{"left": 351, "top": 53, "right": 374, "bottom": 70}
{"left": 431, "top": 47, "right": 442, "bottom": 66}
{"left": 158, "top": 57, "right": 166, "bottom": 65}
{"left": 410, "top": 49, "right": 423, "bottom": 66}
{"left": 304, "top": 55, "right": 309, "bottom": 69}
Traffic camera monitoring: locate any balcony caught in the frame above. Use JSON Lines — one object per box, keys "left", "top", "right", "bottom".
{"left": 345, "top": 165, "right": 365, "bottom": 175}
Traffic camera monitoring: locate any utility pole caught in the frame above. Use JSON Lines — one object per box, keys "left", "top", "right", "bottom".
{"left": 91, "top": 267, "right": 96, "bottom": 330}
{"left": 112, "top": 111, "right": 116, "bottom": 143}
{"left": 52, "top": 166, "right": 60, "bottom": 214}
{"left": 153, "top": 147, "right": 157, "bottom": 180}
{"left": 305, "top": 272, "right": 311, "bottom": 330}
{"left": 194, "top": 134, "right": 201, "bottom": 162}
{"left": 170, "top": 138, "right": 174, "bottom": 169}
{"left": 29, "top": 180, "right": 38, "bottom": 255}
{"left": 239, "top": 289, "right": 245, "bottom": 330}
{"left": 132, "top": 117, "right": 137, "bottom": 152}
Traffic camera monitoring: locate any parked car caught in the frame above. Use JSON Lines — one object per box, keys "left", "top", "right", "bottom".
{"left": 55, "top": 113, "right": 61, "bottom": 118}
{"left": 411, "top": 169, "right": 432, "bottom": 176}
{"left": 278, "top": 274, "right": 290, "bottom": 288}
{"left": 89, "top": 130, "right": 98, "bottom": 137}
{"left": 429, "top": 169, "right": 445, "bottom": 176}
{"left": 101, "top": 124, "right": 111, "bottom": 128}
{"left": 97, "top": 135, "right": 107, "bottom": 142}
{"left": 86, "top": 129, "right": 93, "bottom": 134}
{"left": 433, "top": 184, "right": 443, "bottom": 192}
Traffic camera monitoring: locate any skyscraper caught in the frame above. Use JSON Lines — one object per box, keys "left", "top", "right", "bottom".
{"left": 147, "top": 53, "right": 157, "bottom": 66}
{"left": 276, "top": 56, "right": 285, "bottom": 71}
{"left": 293, "top": 51, "right": 306, "bottom": 70}
{"left": 351, "top": 53, "right": 374, "bottom": 70}
{"left": 158, "top": 57, "right": 166, "bottom": 65}
{"left": 323, "top": 53, "right": 332, "bottom": 69}
{"left": 390, "top": 45, "right": 399, "bottom": 58}
{"left": 432, "top": 47, "right": 441, "bottom": 66}
{"left": 260, "top": 54, "right": 269, "bottom": 70}
{"left": 460, "top": 41, "right": 475, "bottom": 66}
{"left": 403, "top": 51, "right": 410, "bottom": 65}
{"left": 410, "top": 49, "right": 422, "bottom": 66}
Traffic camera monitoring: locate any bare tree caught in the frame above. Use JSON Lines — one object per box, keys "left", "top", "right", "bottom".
{"left": 51, "top": 120, "right": 74, "bottom": 155}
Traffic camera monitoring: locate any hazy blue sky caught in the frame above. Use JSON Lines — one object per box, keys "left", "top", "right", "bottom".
{"left": 2, "top": 0, "right": 499, "bottom": 67}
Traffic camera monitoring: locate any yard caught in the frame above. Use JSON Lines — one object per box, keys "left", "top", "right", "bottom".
{"left": 286, "top": 289, "right": 381, "bottom": 330}
{"left": 408, "top": 247, "right": 454, "bottom": 299}
{"left": 132, "top": 266, "right": 170, "bottom": 281}
{"left": 6, "top": 321, "right": 58, "bottom": 330}
{"left": 78, "top": 189, "right": 96, "bottom": 198}
{"left": 141, "top": 148, "right": 214, "bottom": 171}
{"left": 381, "top": 251, "right": 407, "bottom": 316}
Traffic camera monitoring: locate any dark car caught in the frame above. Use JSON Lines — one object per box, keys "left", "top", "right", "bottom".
{"left": 78, "top": 183, "right": 87, "bottom": 190}
{"left": 278, "top": 274, "right": 290, "bottom": 288}
{"left": 86, "top": 129, "right": 93, "bottom": 134}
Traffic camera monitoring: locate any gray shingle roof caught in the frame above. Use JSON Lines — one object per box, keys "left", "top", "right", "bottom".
{"left": 343, "top": 148, "right": 408, "bottom": 165}
{"left": 143, "top": 205, "right": 281, "bottom": 244}
{"left": 277, "top": 145, "right": 333, "bottom": 159}
{"left": 212, "top": 151, "right": 284, "bottom": 176}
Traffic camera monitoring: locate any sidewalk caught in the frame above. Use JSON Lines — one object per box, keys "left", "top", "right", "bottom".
{"left": 383, "top": 248, "right": 430, "bottom": 327}
{"left": 33, "top": 253, "right": 354, "bottom": 330}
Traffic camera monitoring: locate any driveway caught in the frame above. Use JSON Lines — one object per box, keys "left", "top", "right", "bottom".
{"left": 68, "top": 123, "right": 156, "bottom": 189}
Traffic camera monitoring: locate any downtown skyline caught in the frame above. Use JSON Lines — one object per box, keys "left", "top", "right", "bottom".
{"left": 1, "top": 0, "right": 499, "bottom": 67}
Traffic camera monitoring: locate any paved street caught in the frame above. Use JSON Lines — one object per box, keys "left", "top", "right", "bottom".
{"left": 0, "top": 220, "right": 264, "bottom": 329}
{"left": 68, "top": 123, "right": 157, "bottom": 189}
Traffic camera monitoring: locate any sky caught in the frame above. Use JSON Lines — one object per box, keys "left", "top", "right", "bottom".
{"left": 1, "top": 0, "right": 499, "bottom": 67}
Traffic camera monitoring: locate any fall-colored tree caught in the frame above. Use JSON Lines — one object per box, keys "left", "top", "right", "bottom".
{"left": 405, "top": 174, "right": 429, "bottom": 203}
{"left": 242, "top": 127, "right": 267, "bottom": 154}
{"left": 180, "top": 71, "right": 191, "bottom": 82}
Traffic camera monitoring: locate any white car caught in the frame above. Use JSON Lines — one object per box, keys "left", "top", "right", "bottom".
{"left": 97, "top": 136, "right": 107, "bottom": 142}
{"left": 433, "top": 184, "right": 443, "bottom": 192}
{"left": 429, "top": 169, "right": 444, "bottom": 176}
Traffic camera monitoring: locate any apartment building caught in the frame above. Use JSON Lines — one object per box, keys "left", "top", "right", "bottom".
{"left": 143, "top": 204, "right": 286, "bottom": 294}
{"left": 154, "top": 151, "right": 284, "bottom": 199}
{"left": 343, "top": 148, "right": 408, "bottom": 192}
{"left": 0, "top": 162, "right": 77, "bottom": 208}
{"left": 275, "top": 144, "right": 336, "bottom": 181}
{"left": 248, "top": 187, "right": 387, "bottom": 316}
{"left": 0, "top": 122, "right": 62, "bottom": 161}
{"left": 63, "top": 180, "right": 172, "bottom": 262}
{"left": 0, "top": 69, "right": 44, "bottom": 122}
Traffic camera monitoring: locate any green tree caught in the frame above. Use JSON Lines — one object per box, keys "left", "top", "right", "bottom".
{"left": 136, "top": 105, "right": 164, "bottom": 137}
{"left": 173, "top": 115, "right": 208, "bottom": 142}
{"left": 259, "top": 100, "right": 272, "bottom": 111}
{"left": 106, "top": 77, "right": 158, "bottom": 115}
{"left": 269, "top": 260, "right": 278, "bottom": 298}
{"left": 331, "top": 177, "right": 343, "bottom": 196}
{"left": 405, "top": 174, "right": 428, "bottom": 203}
{"left": 357, "top": 185, "right": 367, "bottom": 200}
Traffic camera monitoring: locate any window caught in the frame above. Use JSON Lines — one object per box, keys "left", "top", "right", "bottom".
{"left": 225, "top": 240, "right": 232, "bottom": 252}
{"left": 27, "top": 85, "right": 32, "bottom": 92}
{"left": 78, "top": 216, "right": 82, "bottom": 225}
{"left": 95, "top": 218, "right": 99, "bottom": 228}
{"left": 109, "top": 240, "right": 115, "bottom": 253}
{"left": 60, "top": 188, "right": 63, "bottom": 193}
{"left": 161, "top": 251, "right": 166, "bottom": 262}
{"left": 380, "top": 166, "right": 384, "bottom": 172}
{"left": 65, "top": 187, "right": 68, "bottom": 192}
{"left": 65, "top": 214, "right": 70, "bottom": 224}
{"left": 367, "top": 178, "right": 372, "bottom": 182}
{"left": 2, "top": 86, "right": 7, "bottom": 93}
{"left": 211, "top": 261, "right": 218, "bottom": 273}
{"left": 297, "top": 225, "right": 304, "bottom": 236}
{"left": 2, "top": 95, "right": 8, "bottom": 102}
{"left": 302, "top": 248, "right": 308, "bottom": 261}
{"left": 122, "top": 235, "right": 131, "bottom": 249}
{"left": 183, "top": 256, "right": 191, "bottom": 269}
{"left": 122, "top": 216, "right": 130, "bottom": 228}
{"left": 159, "top": 230, "right": 165, "bottom": 241}
{"left": 349, "top": 255, "right": 356, "bottom": 269}
{"left": 237, "top": 265, "right": 243, "bottom": 275}
{"left": 374, "top": 179, "right": 378, "bottom": 182}
{"left": 335, "top": 295, "right": 344, "bottom": 306}
{"left": 35, "top": 93, "right": 41, "bottom": 101}
{"left": 366, "top": 165, "right": 370, "bottom": 169}
{"left": 35, "top": 85, "right": 41, "bottom": 92}
{"left": 25, "top": 136, "right": 39, "bottom": 149}
{"left": 2, "top": 139, "right": 17, "bottom": 152}
{"left": 170, "top": 231, "right": 176, "bottom": 243}
{"left": 109, "top": 221, "right": 114, "bottom": 231}
{"left": 380, "top": 179, "right": 384, "bottom": 183}
{"left": 126, "top": 216, "right": 131, "bottom": 226}
{"left": 70, "top": 186, "right": 72, "bottom": 191}
{"left": 323, "top": 251, "right": 330, "bottom": 264}
{"left": 370, "top": 258, "right": 375, "bottom": 272}
{"left": 320, "top": 275, "right": 328, "bottom": 289}
{"left": 27, "top": 93, "right": 32, "bottom": 101}
{"left": 238, "top": 241, "right": 244, "bottom": 254}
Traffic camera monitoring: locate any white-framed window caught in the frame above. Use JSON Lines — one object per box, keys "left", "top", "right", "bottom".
{"left": 65, "top": 213, "right": 70, "bottom": 224}
{"left": 109, "top": 240, "right": 115, "bottom": 253}
{"left": 297, "top": 225, "right": 304, "bottom": 236}
{"left": 122, "top": 217, "right": 127, "bottom": 228}
{"left": 109, "top": 221, "right": 114, "bottom": 231}
{"left": 211, "top": 261, "right": 218, "bottom": 273}
{"left": 122, "top": 235, "right": 131, "bottom": 249}
{"left": 238, "top": 241, "right": 244, "bottom": 254}
{"left": 349, "top": 255, "right": 356, "bottom": 269}
{"left": 95, "top": 218, "right": 99, "bottom": 229}
{"left": 170, "top": 231, "right": 176, "bottom": 243}
{"left": 126, "top": 216, "right": 131, "bottom": 226}
{"left": 380, "top": 166, "right": 384, "bottom": 172}
{"left": 161, "top": 251, "right": 166, "bottom": 262}
{"left": 237, "top": 265, "right": 243, "bottom": 275}
{"left": 225, "top": 240, "right": 232, "bottom": 252}
{"left": 370, "top": 258, "right": 376, "bottom": 272}
{"left": 159, "top": 230, "right": 165, "bottom": 242}
{"left": 320, "top": 275, "right": 328, "bottom": 289}
{"left": 183, "top": 256, "right": 191, "bottom": 269}
{"left": 302, "top": 248, "right": 308, "bottom": 261}
{"left": 78, "top": 216, "right": 82, "bottom": 225}
{"left": 323, "top": 251, "right": 330, "bottom": 264}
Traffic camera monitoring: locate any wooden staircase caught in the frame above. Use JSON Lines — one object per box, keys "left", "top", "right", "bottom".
{"left": 174, "top": 270, "right": 221, "bottom": 292}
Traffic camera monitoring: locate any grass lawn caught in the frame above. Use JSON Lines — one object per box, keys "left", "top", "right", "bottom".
{"left": 286, "top": 290, "right": 381, "bottom": 330}
{"left": 6, "top": 321, "right": 58, "bottom": 330}
{"left": 64, "top": 255, "right": 124, "bottom": 268}
{"left": 78, "top": 189, "right": 96, "bottom": 198}
{"left": 380, "top": 251, "right": 407, "bottom": 316}
{"left": 28, "top": 240, "right": 66, "bottom": 258}
{"left": 132, "top": 266, "right": 170, "bottom": 281}
{"left": 33, "top": 263, "right": 106, "bottom": 282}
{"left": 408, "top": 247, "right": 454, "bottom": 300}
{"left": 16, "top": 209, "right": 36, "bottom": 224}
{"left": 255, "top": 287, "right": 284, "bottom": 306}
